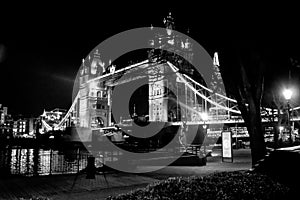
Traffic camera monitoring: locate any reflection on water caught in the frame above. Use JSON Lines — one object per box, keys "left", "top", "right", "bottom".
{"left": 0, "top": 148, "right": 88, "bottom": 176}
{"left": 0, "top": 148, "right": 122, "bottom": 176}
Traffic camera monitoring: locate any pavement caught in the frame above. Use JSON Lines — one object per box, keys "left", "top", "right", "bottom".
{"left": 0, "top": 148, "right": 252, "bottom": 200}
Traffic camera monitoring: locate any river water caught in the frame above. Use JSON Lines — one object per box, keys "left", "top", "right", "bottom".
{"left": 0, "top": 148, "right": 120, "bottom": 176}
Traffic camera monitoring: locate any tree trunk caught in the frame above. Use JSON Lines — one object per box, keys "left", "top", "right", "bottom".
{"left": 247, "top": 99, "right": 266, "bottom": 165}
{"left": 238, "top": 62, "right": 266, "bottom": 166}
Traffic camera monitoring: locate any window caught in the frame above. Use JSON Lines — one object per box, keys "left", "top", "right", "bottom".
{"left": 96, "top": 104, "right": 101, "bottom": 109}
{"left": 91, "top": 117, "right": 104, "bottom": 128}
{"left": 97, "top": 91, "right": 102, "bottom": 98}
{"left": 96, "top": 117, "right": 104, "bottom": 127}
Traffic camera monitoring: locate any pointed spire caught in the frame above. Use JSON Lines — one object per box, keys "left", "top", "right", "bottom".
{"left": 164, "top": 12, "right": 174, "bottom": 28}
{"left": 41, "top": 109, "right": 46, "bottom": 117}
{"left": 164, "top": 12, "right": 175, "bottom": 35}
{"left": 211, "top": 52, "right": 225, "bottom": 95}
{"left": 213, "top": 52, "right": 220, "bottom": 67}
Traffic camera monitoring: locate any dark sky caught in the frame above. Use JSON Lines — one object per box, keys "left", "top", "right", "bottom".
{"left": 1, "top": 5, "right": 300, "bottom": 117}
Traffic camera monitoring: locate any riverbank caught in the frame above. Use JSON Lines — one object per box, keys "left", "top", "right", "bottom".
{"left": 0, "top": 138, "right": 88, "bottom": 150}
{"left": 0, "top": 149, "right": 252, "bottom": 200}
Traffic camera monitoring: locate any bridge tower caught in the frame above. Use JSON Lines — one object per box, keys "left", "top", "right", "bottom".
{"left": 149, "top": 12, "right": 194, "bottom": 75}
{"left": 78, "top": 49, "right": 109, "bottom": 128}
{"left": 148, "top": 13, "right": 200, "bottom": 123}
{"left": 148, "top": 64, "right": 169, "bottom": 122}
{"left": 148, "top": 62, "right": 200, "bottom": 123}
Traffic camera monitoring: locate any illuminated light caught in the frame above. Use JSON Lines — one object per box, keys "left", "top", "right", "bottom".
{"left": 185, "top": 39, "right": 191, "bottom": 49}
{"left": 279, "top": 126, "right": 284, "bottom": 132}
{"left": 283, "top": 88, "right": 293, "bottom": 100}
{"left": 166, "top": 29, "right": 172, "bottom": 36}
{"left": 200, "top": 112, "right": 209, "bottom": 121}
{"left": 110, "top": 65, "right": 116, "bottom": 74}
{"left": 149, "top": 39, "right": 154, "bottom": 46}
{"left": 213, "top": 52, "right": 220, "bottom": 66}
{"left": 167, "top": 39, "right": 174, "bottom": 45}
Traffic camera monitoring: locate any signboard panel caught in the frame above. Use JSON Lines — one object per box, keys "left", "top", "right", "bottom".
{"left": 222, "top": 131, "right": 233, "bottom": 161}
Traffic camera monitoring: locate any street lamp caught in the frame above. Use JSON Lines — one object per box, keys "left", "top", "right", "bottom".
{"left": 200, "top": 112, "right": 209, "bottom": 123}
{"left": 282, "top": 88, "right": 293, "bottom": 143}
{"left": 279, "top": 126, "right": 284, "bottom": 132}
{"left": 200, "top": 112, "right": 209, "bottom": 154}
{"left": 283, "top": 88, "right": 293, "bottom": 101}
{"left": 200, "top": 112, "right": 208, "bottom": 132}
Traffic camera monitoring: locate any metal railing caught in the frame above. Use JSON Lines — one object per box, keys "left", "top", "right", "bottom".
{"left": 0, "top": 148, "right": 91, "bottom": 176}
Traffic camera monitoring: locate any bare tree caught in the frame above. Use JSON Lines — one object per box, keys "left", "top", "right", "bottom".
{"left": 220, "top": 41, "right": 267, "bottom": 166}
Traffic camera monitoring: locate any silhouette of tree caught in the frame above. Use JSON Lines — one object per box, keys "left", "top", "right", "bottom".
{"left": 220, "top": 40, "right": 268, "bottom": 165}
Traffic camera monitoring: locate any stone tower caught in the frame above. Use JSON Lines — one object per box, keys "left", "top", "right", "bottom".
{"left": 78, "top": 49, "right": 109, "bottom": 128}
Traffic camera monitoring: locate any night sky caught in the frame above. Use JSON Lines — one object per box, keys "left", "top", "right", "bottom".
{"left": 1, "top": 5, "right": 300, "bottom": 117}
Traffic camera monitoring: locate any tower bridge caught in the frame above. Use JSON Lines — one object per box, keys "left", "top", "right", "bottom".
{"left": 39, "top": 12, "right": 300, "bottom": 139}
{"left": 37, "top": 13, "right": 300, "bottom": 152}
{"left": 40, "top": 51, "right": 300, "bottom": 136}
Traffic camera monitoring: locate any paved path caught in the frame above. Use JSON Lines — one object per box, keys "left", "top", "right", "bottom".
{"left": 0, "top": 173, "right": 157, "bottom": 200}
{"left": 138, "top": 148, "right": 251, "bottom": 180}
{"left": 0, "top": 149, "right": 251, "bottom": 200}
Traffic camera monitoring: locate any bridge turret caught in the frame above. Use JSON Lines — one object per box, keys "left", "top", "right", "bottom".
{"left": 149, "top": 12, "right": 194, "bottom": 75}
{"left": 79, "top": 58, "right": 89, "bottom": 85}
{"left": 90, "top": 49, "right": 105, "bottom": 78}
{"left": 163, "top": 12, "right": 175, "bottom": 36}
{"left": 78, "top": 49, "right": 109, "bottom": 129}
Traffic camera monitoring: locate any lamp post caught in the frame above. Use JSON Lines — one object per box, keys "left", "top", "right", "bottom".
{"left": 235, "top": 121, "right": 238, "bottom": 149}
{"left": 282, "top": 88, "right": 293, "bottom": 143}
{"left": 200, "top": 112, "right": 208, "bottom": 155}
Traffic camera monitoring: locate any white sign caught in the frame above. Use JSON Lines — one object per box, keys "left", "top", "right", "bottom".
{"left": 222, "top": 131, "right": 232, "bottom": 158}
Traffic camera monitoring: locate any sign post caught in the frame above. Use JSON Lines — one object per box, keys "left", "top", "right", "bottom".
{"left": 221, "top": 131, "right": 233, "bottom": 162}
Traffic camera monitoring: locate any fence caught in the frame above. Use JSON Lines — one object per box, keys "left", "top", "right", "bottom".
{"left": 0, "top": 148, "right": 90, "bottom": 176}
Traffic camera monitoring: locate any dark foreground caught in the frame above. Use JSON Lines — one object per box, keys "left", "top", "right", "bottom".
{"left": 0, "top": 149, "right": 251, "bottom": 200}
{"left": 107, "top": 171, "right": 291, "bottom": 200}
